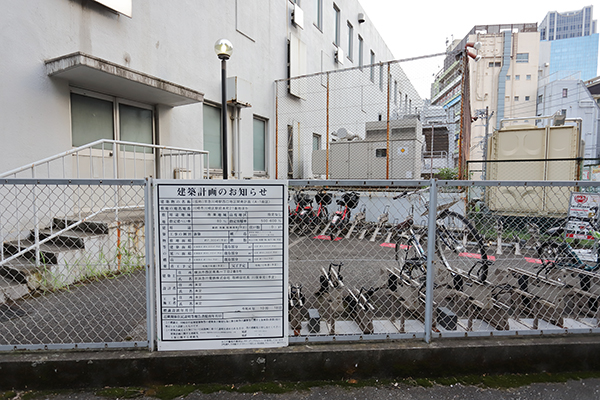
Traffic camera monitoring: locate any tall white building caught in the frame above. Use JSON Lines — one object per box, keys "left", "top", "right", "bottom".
{"left": 0, "top": 0, "right": 418, "bottom": 179}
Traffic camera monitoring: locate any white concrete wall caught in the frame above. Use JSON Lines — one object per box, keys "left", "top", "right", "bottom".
{"left": 0, "top": 0, "right": 409, "bottom": 179}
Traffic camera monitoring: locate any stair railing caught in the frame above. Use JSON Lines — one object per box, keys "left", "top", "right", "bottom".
{"left": 0, "top": 140, "right": 209, "bottom": 180}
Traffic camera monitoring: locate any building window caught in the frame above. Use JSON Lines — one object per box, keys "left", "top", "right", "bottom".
{"left": 312, "top": 133, "right": 321, "bottom": 150}
{"left": 537, "top": 94, "right": 543, "bottom": 104}
{"left": 488, "top": 62, "right": 501, "bottom": 67}
{"left": 525, "top": 96, "right": 530, "bottom": 101}
{"left": 358, "top": 35, "right": 363, "bottom": 70}
{"left": 516, "top": 53, "right": 529, "bottom": 63}
{"left": 506, "top": 75, "right": 511, "bottom": 80}
{"left": 561, "top": 109, "right": 567, "bottom": 116}
{"left": 562, "top": 88, "right": 568, "bottom": 98}
{"left": 394, "top": 81, "right": 398, "bottom": 105}
{"left": 315, "top": 0, "right": 322, "bottom": 30}
{"left": 379, "top": 63, "right": 383, "bottom": 91}
{"left": 514, "top": 96, "right": 519, "bottom": 101}
{"left": 526, "top": 74, "right": 531, "bottom": 80}
{"left": 253, "top": 117, "right": 267, "bottom": 173}
{"left": 71, "top": 91, "right": 154, "bottom": 153}
{"left": 375, "top": 148, "right": 387, "bottom": 157}
{"left": 203, "top": 104, "right": 222, "bottom": 169}
{"left": 515, "top": 75, "right": 520, "bottom": 80}
{"left": 347, "top": 21, "right": 353, "bottom": 61}
{"left": 370, "top": 51, "right": 375, "bottom": 82}
{"left": 333, "top": 4, "right": 340, "bottom": 46}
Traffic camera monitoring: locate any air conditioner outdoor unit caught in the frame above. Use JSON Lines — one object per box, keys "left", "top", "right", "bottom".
{"left": 292, "top": 4, "right": 304, "bottom": 29}
{"left": 335, "top": 47, "right": 344, "bottom": 64}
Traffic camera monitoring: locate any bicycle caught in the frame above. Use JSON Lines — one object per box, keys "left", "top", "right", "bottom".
{"left": 536, "top": 211, "right": 600, "bottom": 291}
{"left": 325, "top": 191, "right": 360, "bottom": 240}
{"left": 391, "top": 189, "right": 491, "bottom": 284}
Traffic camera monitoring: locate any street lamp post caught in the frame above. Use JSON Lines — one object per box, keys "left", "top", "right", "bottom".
{"left": 214, "top": 39, "right": 233, "bottom": 179}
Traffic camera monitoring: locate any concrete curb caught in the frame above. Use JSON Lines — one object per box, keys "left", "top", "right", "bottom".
{"left": 2, "top": 335, "right": 600, "bottom": 390}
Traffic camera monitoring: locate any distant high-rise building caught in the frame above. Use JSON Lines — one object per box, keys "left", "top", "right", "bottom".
{"left": 539, "top": 6, "right": 598, "bottom": 81}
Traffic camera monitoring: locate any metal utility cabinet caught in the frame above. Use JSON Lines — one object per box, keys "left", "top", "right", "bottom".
{"left": 312, "top": 117, "right": 424, "bottom": 179}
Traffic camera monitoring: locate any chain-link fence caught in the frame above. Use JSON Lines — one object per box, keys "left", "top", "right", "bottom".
{"left": 0, "top": 179, "right": 147, "bottom": 350}
{"left": 275, "top": 58, "right": 453, "bottom": 181}
{"left": 4, "top": 177, "right": 600, "bottom": 350}
{"left": 288, "top": 179, "right": 600, "bottom": 342}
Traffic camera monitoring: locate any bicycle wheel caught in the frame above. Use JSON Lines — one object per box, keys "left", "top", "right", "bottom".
{"left": 436, "top": 210, "right": 490, "bottom": 282}
{"left": 396, "top": 235, "right": 426, "bottom": 280}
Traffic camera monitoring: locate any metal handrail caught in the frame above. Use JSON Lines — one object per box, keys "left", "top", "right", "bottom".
{"left": 0, "top": 205, "right": 141, "bottom": 269}
{"left": 0, "top": 139, "right": 210, "bottom": 179}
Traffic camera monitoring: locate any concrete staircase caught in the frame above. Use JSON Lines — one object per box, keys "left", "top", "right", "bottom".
{"left": 0, "top": 209, "right": 145, "bottom": 304}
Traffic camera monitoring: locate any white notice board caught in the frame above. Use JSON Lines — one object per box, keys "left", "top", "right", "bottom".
{"left": 154, "top": 180, "right": 288, "bottom": 350}
{"left": 566, "top": 192, "right": 600, "bottom": 240}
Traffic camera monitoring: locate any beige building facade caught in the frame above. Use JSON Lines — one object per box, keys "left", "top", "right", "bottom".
{"left": 467, "top": 25, "right": 540, "bottom": 178}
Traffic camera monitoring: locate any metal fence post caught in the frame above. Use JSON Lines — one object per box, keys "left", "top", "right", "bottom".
{"left": 145, "top": 178, "right": 156, "bottom": 351}
{"left": 424, "top": 178, "right": 437, "bottom": 343}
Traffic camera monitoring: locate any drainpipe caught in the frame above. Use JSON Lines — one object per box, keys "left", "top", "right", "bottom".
{"left": 496, "top": 31, "right": 512, "bottom": 130}
{"left": 231, "top": 106, "right": 242, "bottom": 179}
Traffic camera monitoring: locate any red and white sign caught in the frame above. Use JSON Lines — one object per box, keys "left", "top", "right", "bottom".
{"left": 566, "top": 192, "right": 600, "bottom": 240}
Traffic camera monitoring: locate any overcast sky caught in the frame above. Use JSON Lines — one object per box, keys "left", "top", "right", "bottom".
{"left": 359, "top": 1, "right": 599, "bottom": 99}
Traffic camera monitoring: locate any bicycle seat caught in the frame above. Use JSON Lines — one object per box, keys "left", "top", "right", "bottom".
{"left": 396, "top": 217, "right": 414, "bottom": 231}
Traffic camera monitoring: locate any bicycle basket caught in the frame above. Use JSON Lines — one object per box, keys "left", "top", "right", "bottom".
{"left": 342, "top": 192, "right": 360, "bottom": 209}
{"left": 315, "top": 191, "right": 332, "bottom": 205}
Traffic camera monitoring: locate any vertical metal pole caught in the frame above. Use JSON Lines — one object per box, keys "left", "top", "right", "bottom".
{"left": 326, "top": 72, "right": 330, "bottom": 179}
{"left": 386, "top": 63, "right": 391, "bottom": 179}
{"left": 430, "top": 124, "right": 434, "bottom": 178}
{"left": 221, "top": 59, "right": 228, "bottom": 180}
{"left": 424, "top": 178, "right": 438, "bottom": 343}
{"left": 275, "top": 83, "right": 279, "bottom": 179}
{"left": 481, "top": 107, "right": 489, "bottom": 181}
{"left": 458, "top": 52, "right": 468, "bottom": 180}
{"left": 144, "top": 178, "right": 156, "bottom": 350}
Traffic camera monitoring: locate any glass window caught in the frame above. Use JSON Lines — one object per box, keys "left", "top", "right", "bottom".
{"left": 71, "top": 92, "right": 154, "bottom": 153}
{"left": 71, "top": 93, "right": 114, "bottom": 148}
{"left": 203, "top": 104, "right": 222, "bottom": 169}
{"left": 119, "top": 103, "right": 153, "bottom": 153}
{"left": 315, "top": 0, "right": 322, "bottom": 30}
{"left": 525, "top": 96, "right": 530, "bottom": 101}
{"left": 333, "top": 4, "right": 340, "bottom": 46}
{"left": 506, "top": 75, "right": 511, "bottom": 80}
{"left": 347, "top": 21, "right": 353, "bottom": 61}
{"left": 370, "top": 51, "right": 375, "bottom": 82}
{"left": 514, "top": 96, "right": 519, "bottom": 101}
{"left": 253, "top": 118, "right": 266, "bottom": 172}
{"left": 516, "top": 53, "right": 529, "bottom": 63}
{"left": 312, "top": 133, "right": 321, "bottom": 150}
{"left": 394, "top": 81, "right": 398, "bottom": 105}
{"left": 562, "top": 88, "right": 568, "bottom": 98}
{"left": 515, "top": 75, "right": 520, "bottom": 80}
{"left": 358, "top": 35, "right": 363, "bottom": 70}
{"left": 379, "top": 63, "right": 383, "bottom": 91}
{"left": 526, "top": 74, "right": 531, "bottom": 80}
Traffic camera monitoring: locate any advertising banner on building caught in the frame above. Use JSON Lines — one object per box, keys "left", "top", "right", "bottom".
{"left": 154, "top": 180, "right": 288, "bottom": 351}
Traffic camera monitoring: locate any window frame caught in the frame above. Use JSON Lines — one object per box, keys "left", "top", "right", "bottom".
{"left": 347, "top": 21, "right": 353, "bottom": 61}
{"left": 253, "top": 116, "right": 268, "bottom": 175}
{"left": 358, "top": 35, "right": 363, "bottom": 70}
{"left": 333, "top": 4, "right": 340, "bottom": 46}
{"left": 314, "top": 0, "right": 322, "bottom": 31}
{"left": 70, "top": 87, "right": 155, "bottom": 149}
